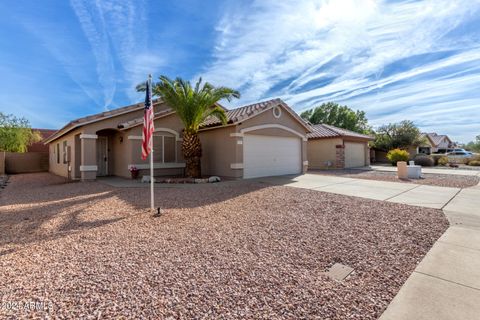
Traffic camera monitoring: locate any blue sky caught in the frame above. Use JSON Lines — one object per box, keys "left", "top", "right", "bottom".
{"left": 0, "top": 0, "right": 479, "bottom": 142}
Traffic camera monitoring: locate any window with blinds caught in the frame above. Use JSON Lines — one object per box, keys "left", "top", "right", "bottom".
{"left": 152, "top": 133, "right": 176, "bottom": 163}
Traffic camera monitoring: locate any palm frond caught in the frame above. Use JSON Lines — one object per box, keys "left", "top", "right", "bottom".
{"left": 135, "top": 82, "right": 147, "bottom": 92}
{"left": 148, "top": 75, "right": 239, "bottom": 133}
{"left": 206, "top": 106, "right": 228, "bottom": 125}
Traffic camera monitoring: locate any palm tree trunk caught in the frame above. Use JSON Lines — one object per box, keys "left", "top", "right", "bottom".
{"left": 182, "top": 131, "right": 202, "bottom": 178}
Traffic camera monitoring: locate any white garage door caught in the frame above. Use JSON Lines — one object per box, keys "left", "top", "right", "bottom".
{"left": 344, "top": 142, "right": 366, "bottom": 168}
{"left": 243, "top": 134, "right": 302, "bottom": 178}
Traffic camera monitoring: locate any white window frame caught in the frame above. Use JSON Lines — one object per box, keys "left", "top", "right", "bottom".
{"left": 153, "top": 132, "right": 177, "bottom": 163}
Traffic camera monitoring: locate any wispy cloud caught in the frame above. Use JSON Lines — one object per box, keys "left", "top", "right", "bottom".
{"left": 93, "top": 0, "right": 166, "bottom": 102}
{"left": 70, "top": 0, "right": 116, "bottom": 109}
{"left": 22, "top": 20, "right": 107, "bottom": 108}
{"left": 25, "top": 1, "right": 166, "bottom": 109}
{"left": 203, "top": 0, "right": 480, "bottom": 142}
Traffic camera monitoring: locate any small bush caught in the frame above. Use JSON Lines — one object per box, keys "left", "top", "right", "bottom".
{"left": 387, "top": 149, "right": 410, "bottom": 165}
{"left": 466, "top": 155, "right": 480, "bottom": 165}
{"left": 469, "top": 160, "right": 480, "bottom": 166}
{"left": 438, "top": 156, "right": 449, "bottom": 166}
{"left": 414, "top": 155, "right": 434, "bottom": 167}
{"left": 431, "top": 154, "right": 444, "bottom": 166}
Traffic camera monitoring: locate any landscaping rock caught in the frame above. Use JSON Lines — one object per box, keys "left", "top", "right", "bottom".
{"left": 0, "top": 175, "right": 8, "bottom": 189}
{"left": 141, "top": 175, "right": 155, "bottom": 183}
{"left": 0, "top": 172, "right": 448, "bottom": 319}
{"left": 208, "top": 176, "right": 221, "bottom": 183}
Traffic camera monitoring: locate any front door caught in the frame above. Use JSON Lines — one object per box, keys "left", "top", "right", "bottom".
{"left": 96, "top": 136, "right": 108, "bottom": 176}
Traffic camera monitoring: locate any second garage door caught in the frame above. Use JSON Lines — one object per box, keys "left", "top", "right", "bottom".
{"left": 243, "top": 134, "right": 302, "bottom": 179}
{"left": 344, "top": 142, "right": 366, "bottom": 168}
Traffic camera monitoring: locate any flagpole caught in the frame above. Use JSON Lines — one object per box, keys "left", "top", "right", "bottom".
{"left": 150, "top": 149, "right": 154, "bottom": 210}
{"left": 149, "top": 74, "right": 154, "bottom": 211}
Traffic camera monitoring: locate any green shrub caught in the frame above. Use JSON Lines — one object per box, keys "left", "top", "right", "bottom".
{"left": 414, "top": 155, "right": 434, "bottom": 167}
{"left": 438, "top": 156, "right": 449, "bottom": 166}
{"left": 387, "top": 149, "right": 410, "bottom": 165}
{"left": 469, "top": 160, "right": 480, "bottom": 166}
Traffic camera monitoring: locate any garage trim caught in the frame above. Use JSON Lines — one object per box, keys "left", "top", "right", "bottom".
{"left": 240, "top": 124, "right": 307, "bottom": 141}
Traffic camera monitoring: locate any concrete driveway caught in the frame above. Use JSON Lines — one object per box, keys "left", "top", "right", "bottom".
{"left": 259, "top": 174, "right": 460, "bottom": 209}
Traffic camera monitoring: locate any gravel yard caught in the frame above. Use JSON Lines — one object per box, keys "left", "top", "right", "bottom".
{"left": 1, "top": 173, "right": 448, "bottom": 319}
{"left": 311, "top": 169, "right": 480, "bottom": 188}
{"left": 0, "top": 175, "right": 8, "bottom": 189}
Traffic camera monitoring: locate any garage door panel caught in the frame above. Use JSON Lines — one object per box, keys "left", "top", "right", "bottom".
{"left": 344, "top": 142, "right": 366, "bottom": 168}
{"left": 243, "top": 135, "right": 301, "bottom": 178}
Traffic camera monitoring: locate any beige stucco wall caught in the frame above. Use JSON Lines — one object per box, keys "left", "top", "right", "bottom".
{"left": 110, "top": 131, "right": 130, "bottom": 178}
{"left": 49, "top": 133, "right": 76, "bottom": 178}
{"left": 199, "top": 125, "right": 240, "bottom": 178}
{"left": 307, "top": 138, "right": 343, "bottom": 169}
{"left": 236, "top": 107, "right": 308, "bottom": 136}
{"left": 5, "top": 152, "right": 49, "bottom": 173}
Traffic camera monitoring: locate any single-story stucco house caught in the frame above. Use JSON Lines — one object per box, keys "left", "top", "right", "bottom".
{"left": 372, "top": 132, "right": 455, "bottom": 162}
{"left": 307, "top": 124, "right": 373, "bottom": 169}
{"left": 413, "top": 132, "right": 454, "bottom": 155}
{"left": 44, "top": 98, "right": 312, "bottom": 180}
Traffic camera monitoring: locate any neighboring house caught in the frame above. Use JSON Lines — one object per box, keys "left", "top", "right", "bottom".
{"left": 44, "top": 98, "right": 311, "bottom": 180}
{"left": 411, "top": 132, "right": 454, "bottom": 155}
{"left": 307, "top": 124, "right": 373, "bottom": 169}
{"left": 29, "top": 129, "right": 57, "bottom": 152}
{"left": 372, "top": 132, "right": 455, "bottom": 163}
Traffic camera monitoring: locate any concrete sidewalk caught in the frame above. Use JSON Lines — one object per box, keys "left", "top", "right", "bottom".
{"left": 259, "top": 174, "right": 460, "bottom": 209}
{"left": 367, "top": 165, "right": 480, "bottom": 176}
{"left": 380, "top": 182, "right": 480, "bottom": 320}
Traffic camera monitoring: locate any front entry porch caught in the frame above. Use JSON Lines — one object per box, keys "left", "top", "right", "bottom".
{"left": 74, "top": 129, "right": 123, "bottom": 181}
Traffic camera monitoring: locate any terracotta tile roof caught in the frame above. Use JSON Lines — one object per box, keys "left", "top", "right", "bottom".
{"left": 44, "top": 99, "right": 162, "bottom": 143}
{"left": 29, "top": 129, "right": 57, "bottom": 152}
{"left": 118, "top": 98, "right": 310, "bottom": 132}
{"left": 307, "top": 124, "right": 373, "bottom": 140}
{"left": 45, "top": 97, "right": 310, "bottom": 143}
{"left": 118, "top": 108, "right": 174, "bottom": 129}
{"left": 201, "top": 98, "right": 310, "bottom": 131}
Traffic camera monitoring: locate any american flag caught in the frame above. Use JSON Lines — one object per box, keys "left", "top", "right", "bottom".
{"left": 141, "top": 76, "right": 154, "bottom": 160}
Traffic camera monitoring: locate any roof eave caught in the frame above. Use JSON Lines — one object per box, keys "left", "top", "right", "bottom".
{"left": 43, "top": 100, "right": 166, "bottom": 144}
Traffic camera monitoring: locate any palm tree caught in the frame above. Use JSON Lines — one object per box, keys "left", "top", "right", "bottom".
{"left": 138, "top": 76, "right": 240, "bottom": 178}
